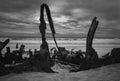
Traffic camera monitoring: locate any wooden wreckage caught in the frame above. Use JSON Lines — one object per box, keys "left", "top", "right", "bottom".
{"left": 0, "top": 3, "right": 56, "bottom": 75}
{"left": 1, "top": 3, "right": 120, "bottom": 75}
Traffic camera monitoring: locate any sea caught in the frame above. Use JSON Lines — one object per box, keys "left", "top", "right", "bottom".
{"left": 1, "top": 37, "right": 120, "bottom": 58}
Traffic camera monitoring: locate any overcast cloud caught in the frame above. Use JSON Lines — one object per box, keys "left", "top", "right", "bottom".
{"left": 0, "top": 0, "right": 120, "bottom": 38}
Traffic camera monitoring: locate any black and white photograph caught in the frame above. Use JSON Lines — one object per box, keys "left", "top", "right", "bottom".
{"left": 0, "top": 0, "right": 120, "bottom": 81}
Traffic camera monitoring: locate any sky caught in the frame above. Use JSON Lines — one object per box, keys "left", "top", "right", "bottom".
{"left": 0, "top": 0, "right": 120, "bottom": 38}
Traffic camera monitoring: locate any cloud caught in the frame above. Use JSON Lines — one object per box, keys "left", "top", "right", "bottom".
{"left": 0, "top": 0, "right": 120, "bottom": 38}
{"left": 0, "top": 0, "right": 47, "bottom": 12}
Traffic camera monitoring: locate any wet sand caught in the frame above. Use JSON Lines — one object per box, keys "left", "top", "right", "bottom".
{"left": 0, "top": 63, "right": 120, "bottom": 81}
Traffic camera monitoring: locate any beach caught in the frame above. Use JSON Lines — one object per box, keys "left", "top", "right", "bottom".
{"left": 0, "top": 63, "right": 120, "bottom": 81}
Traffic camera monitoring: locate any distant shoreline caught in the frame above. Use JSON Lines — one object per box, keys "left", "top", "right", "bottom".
{"left": 0, "top": 37, "right": 120, "bottom": 40}
{"left": 0, "top": 35, "right": 120, "bottom": 39}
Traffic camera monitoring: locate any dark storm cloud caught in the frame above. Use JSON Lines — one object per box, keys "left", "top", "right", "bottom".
{"left": 0, "top": 0, "right": 120, "bottom": 38}
{"left": 57, "top": 0, "right": 120, "bottom": 21}
{"left": 52, "top": 0, "right": 120, "bottom": 22}
{"left": 0, "top": 0, "right": 48, "bottom": 23}
{"left": 79, "top": 0, "right": 120, "bottom": 21}
{"left": 0, "top": 0, "right": 45, "bottom": 36}
{"left": 0, "top": 0, "right": 48, "bottom": 12}
{"left": 51, "top": 0, "right": 120, "bottom": 38}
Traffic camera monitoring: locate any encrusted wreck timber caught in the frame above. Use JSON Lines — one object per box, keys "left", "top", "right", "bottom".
{"left": 11, "top": 4, "right": 56, "bottom": 73}
{"left": 0, "top": 38, "right": 10, "bottom": 62}
{"left": 86, "top": 17, "right": 99, "bottom": 60}
{"left": 0, "top": 39, "right": 10, "bottom": 76}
